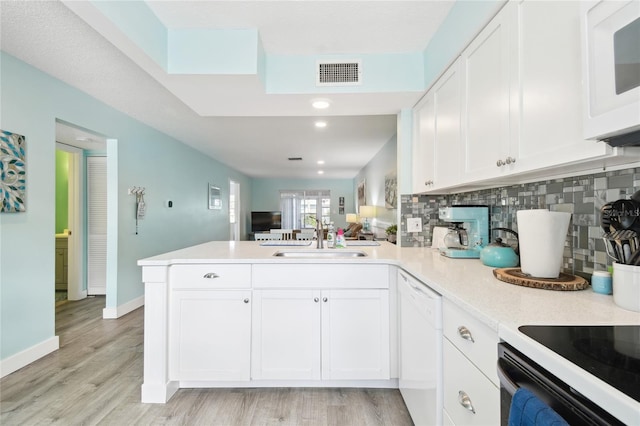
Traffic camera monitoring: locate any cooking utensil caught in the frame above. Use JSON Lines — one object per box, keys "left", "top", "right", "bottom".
{"left": 601, "top": 202, "right": 614, "bottom": 233}
{"left": 611, "top": 199, "right": 639, "bottom": 230}
{"left": 603, "top": 229, "right": 639, "bottom": 264}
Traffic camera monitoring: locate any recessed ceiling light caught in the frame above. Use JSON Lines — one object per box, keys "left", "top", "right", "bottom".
{"left": 315, "top": 121, "right": 327, "bottom": 128}
{"left": 317, "top": 160, "right": 325, "bottom": 165}
{"left": 311, "top": 99, "right": 331, "bottom": 109}
{"left": 318, "top": 170, "right": 324, "bottom": 175}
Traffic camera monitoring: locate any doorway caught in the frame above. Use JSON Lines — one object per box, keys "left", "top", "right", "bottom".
{"left": 55, "top": 121, "right": 107, "bottom": 303}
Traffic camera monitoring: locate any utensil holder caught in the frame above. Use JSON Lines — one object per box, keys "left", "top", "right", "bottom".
{"left": 613, "top": 262, "right": 640, "bottom": 312}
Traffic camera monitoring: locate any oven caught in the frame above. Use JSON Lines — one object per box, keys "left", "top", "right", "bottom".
{"left": 497, "top": 342, "right": 624, "bottom": 425}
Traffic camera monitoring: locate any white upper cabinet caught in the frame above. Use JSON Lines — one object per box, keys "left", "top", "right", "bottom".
{"left": 512, "top": 0, "right": 612, "bottom": 171}
{"left": 411, "top": 0, "right": 637, "bottom": 194}
{"left": 461, "top": 5, "right": 514, "bottom": 182}
{"left": 412, "top": 89, "right": 436, "bottom": 194}
{"left": 412, "top": 58, "right": 463, "bottom": 193}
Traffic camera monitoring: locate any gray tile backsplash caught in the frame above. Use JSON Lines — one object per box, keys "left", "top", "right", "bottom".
{"left": 400, "top": 167, "right": 640, "bottom": 278}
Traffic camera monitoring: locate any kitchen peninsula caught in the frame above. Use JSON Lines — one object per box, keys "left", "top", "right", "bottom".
{"left": 138, "top": 241, "right": 639, "bottom": 424}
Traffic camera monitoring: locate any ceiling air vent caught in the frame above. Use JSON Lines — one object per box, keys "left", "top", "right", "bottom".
{"left": 317, "top": 60, "right": 362, "bottom": 86}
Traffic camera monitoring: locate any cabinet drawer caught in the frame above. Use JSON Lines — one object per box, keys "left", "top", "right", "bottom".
{"left": 170, "top": 264, "right": 251, "bottom": 289}
{"left": 252, "top": 264, "right": 389, "bottom": 288}
{"left": 443, "top": 339, "right": 499, "bottom": 426}
{"left": 443, "top": 300, "right": 499, "bottom": 385}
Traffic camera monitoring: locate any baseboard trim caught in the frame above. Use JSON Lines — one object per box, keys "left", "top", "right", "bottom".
{"left": 0, "top": 336, "right": 60, "bottom": 378}
{"left": 102, "top": 295, "right": 144, "bottom": 319}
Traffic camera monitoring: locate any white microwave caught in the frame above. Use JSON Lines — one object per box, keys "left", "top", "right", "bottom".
{"left": 582, "top": 0, "right": 640, "bottom": 145}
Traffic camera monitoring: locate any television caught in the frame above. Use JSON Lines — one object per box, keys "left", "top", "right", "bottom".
{"left": 251, "top": 211, "right": 282, "bottom": 233}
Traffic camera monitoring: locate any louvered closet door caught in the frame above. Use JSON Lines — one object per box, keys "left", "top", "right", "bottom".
{"left": 87, "top": 156, "right": 107, "bottom": 295}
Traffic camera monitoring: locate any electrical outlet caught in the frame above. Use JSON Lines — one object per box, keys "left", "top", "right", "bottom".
{"left": 407, "top": 217, "right": 422, "bottom": 233}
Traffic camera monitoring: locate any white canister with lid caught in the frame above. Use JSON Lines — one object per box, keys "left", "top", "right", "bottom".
{"left": 612, "top": 262, "right": 640, "bottom": 312}
{"left": 591, "top": 270, "right": 612, "bottom": 294}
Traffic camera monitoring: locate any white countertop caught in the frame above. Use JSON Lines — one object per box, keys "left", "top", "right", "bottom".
{"left": 138, "top": 240, "right": 640, "bottom": 423}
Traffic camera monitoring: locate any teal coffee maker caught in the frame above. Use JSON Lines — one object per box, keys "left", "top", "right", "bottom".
{"left": 438, "top": 205, "right": 489, "bottom": 258}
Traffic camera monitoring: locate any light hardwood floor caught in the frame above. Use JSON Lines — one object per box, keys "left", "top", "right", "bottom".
{"left": 1, "top": 297, "right": 413, "bottom": 425}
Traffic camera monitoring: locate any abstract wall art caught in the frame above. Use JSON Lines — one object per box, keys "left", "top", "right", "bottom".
{"left": 1, "top": 129, "right": 26, "bottom": 212}
{"left": 385, "top": 172, "right": 397, "bottom": 209}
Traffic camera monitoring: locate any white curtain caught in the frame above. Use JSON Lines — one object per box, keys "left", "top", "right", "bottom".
{"left": 280, "top": 190, "right": 330, "bottom": 229}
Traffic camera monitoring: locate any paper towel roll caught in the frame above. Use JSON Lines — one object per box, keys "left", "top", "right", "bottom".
{"left": 517, "top": 209, "right": 571, "bottom": 278}
{"left": 431, "top": 226, "right": 449, "bottom": 250}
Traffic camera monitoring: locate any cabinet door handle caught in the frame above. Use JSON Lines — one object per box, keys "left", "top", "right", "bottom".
{"left": 496, "top": 159, "right": 505, "bottom": 167}
{"left": 505, "top": 156, "right": 516, "bottom": 165}
{"left": 203, "top": 273, "right": 220, "bottom": 279}
{"left": 458, "top": 390, "right": 476, "bottom": 414}
{"left": 457, "top": 326, "right": 475, "bottom": 343}
{"left": 314, "top": 297, "right": 320, "bottom": 303}
{"left": 243, "top": 298, "right": 250, "bottom": 304}
{"left": 323, "top": 297, "right": 328, "bottom": 302}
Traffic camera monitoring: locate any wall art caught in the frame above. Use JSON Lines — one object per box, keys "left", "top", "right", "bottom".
{"left": 357, "top": 179, "right": 366, "bottom": 210}
{"left": 385, "top": 172, "right": 397, "bottom": 209}
{"left": 1, "top": 129, "right": 26, "bottom": 213}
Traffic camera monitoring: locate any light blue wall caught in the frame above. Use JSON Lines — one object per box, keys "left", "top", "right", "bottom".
{"left": 168, "top": 29, "right": 261, "bottom": 74}
{"left": 251, "top": 178, "right": 354, "bottom": 229}
{"left": 0, "top": 52, "right": 251, "bottom": 360}
{"left": 422, "top": 0, "right": 506, "bottom": 90}
{"left": 91, "top": 0, "right": 168, "bottom": 68}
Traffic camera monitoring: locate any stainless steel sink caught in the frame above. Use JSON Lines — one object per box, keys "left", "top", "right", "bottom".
{"left": 273, "top": 250, "right": 367, "bottom": 258}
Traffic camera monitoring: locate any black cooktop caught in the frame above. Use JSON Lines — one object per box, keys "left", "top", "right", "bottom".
{"left": 519, "top": 325, "right": 640, "bottom": 403}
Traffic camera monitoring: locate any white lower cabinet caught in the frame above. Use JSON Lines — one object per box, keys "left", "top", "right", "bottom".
{"left": 251, "top": 288, "right": 390, "bottom": 381}
{"left": 443, "top": 339, "right": 499, "bottom": 426}
{"left": 442, "top": 299, "right": 500, "bottom": 425}
{"left": 169, "top": 289, "right": 252, "bottom": 381}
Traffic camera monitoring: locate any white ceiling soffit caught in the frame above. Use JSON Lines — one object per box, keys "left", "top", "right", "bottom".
{"left": 0, "top": 1, "right": 454, "bottom": 179}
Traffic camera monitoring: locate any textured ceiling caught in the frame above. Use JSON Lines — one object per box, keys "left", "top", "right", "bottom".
{"left": 0, "top": 1, "right": 454, "bottom": 179}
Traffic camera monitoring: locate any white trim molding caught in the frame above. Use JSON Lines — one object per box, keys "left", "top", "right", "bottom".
{"left": 102, "top": 295, "right": 144, "bottom": 319}
{"left": 0, "top": 336, "right": 60, "bottom": 378}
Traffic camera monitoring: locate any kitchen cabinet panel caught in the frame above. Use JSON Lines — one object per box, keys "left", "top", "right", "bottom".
{"left": 251, "top": 288, "right": 390, "bottom": 381}
{"left": 461, "top": 2, "right": 515, "bottom": 182}
{"left": 413, "top": 58, "right": 463, "bottom": 193}
{"left": 443, "top": 299, "right": 499, "bottom": 386}
{"left": 513, "top": 0, "right": 611, "bottom": 171}
{"left": 251, "top": 289, "right": 321, "bottom": 380}
{"left": 169, "top": 289, "right": 251, "bottom": 381}
{"left": 412, "top": 90, "right": 435, "bottom": 194}
{"left": 443, "top": 339, "right": 499, "bottom": 426}
{"left": 322, "top": 289, "right": 390, "bottom": 380}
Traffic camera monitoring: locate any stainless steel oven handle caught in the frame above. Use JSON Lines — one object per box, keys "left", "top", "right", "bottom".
{"left": 497, "top": 358, "right": 519, "bottom": 395}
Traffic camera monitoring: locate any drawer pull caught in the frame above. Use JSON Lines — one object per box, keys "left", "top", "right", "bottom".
{"left": 457, "top": 326, "right": 475, "bottom": 343}
{"left": 203, "top": 273, "right": 220, "bottom": 279}
{"left": 458, "top": 390, "right": 476, "bottom": 414}
{"left": 243, "top": 298, "right": 250, "bottom": 304}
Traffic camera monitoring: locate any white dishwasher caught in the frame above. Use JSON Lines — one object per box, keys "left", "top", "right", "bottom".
{"left": 398, "top": 270, "right": 443, "bottom": 426}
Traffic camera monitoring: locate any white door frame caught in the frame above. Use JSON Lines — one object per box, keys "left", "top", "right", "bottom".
{"left": 56, "top": 143, "right": 87, "bottom": 301}
{"left": 230, "top": 180, "right": 240, "bottom": 241}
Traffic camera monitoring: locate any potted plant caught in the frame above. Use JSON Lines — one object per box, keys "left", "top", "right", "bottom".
{"left": 386, "top": 224, "right": 397, "bottom": 243}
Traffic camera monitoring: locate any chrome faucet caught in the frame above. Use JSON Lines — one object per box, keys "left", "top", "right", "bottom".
{"left": 316, "top": 216, "right": 323, "bottom": 249}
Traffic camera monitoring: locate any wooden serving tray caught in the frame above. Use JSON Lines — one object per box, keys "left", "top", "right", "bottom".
{"left": 493, "top": 268, "right": 589, "bottom": 291}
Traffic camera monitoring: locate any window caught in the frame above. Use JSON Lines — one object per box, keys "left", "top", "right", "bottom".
{"left": 280, "top": 190, "right": 331, "bottom": 229}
